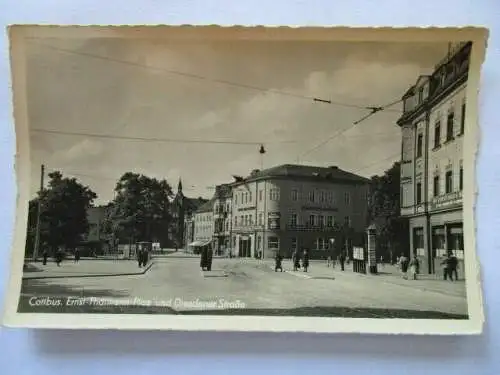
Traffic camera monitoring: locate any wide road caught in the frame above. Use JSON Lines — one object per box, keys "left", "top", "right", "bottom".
{"left": 19, "top": 256, "right": 468, "bottom": 319}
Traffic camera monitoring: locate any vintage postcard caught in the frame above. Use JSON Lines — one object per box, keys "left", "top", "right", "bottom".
{"left": 2, "top": 25, "right": 488, "bottom": 334}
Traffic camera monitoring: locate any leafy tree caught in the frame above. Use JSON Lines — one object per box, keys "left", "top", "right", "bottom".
{"left": 368, "top": 162, "right": 409, "bottom": 263}
{"left": 25, "top": 171, "right": 98, "bottom": 256}
{"left": 103, "top": 172, "right": 173, "bottom": 248}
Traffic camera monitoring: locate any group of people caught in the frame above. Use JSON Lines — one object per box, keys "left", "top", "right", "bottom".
{"left": 41, "top": 247, "right": 80, "bottom": 266}
{"left": 274, "top": 249, "right": 311, "bottom": 272}
{"left": 398, "top": 251, "right": 459, "bottom": 281}
{"left": 326, "top": 253, "right": 348, "bottom": 271}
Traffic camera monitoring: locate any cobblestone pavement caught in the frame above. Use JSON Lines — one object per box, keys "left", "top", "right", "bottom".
{"left": 19, "top": 257, "right": 468, "bottom": 318}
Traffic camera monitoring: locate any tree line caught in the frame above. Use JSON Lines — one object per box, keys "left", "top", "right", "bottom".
{"left": 25, "top": 171, "right": 178, "bottom": 257}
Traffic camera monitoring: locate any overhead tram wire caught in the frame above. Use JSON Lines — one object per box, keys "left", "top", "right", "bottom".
{"left": 28, "top": 40, "right": 402, "bottom": 114}
{"left": 30, "top": 128, "right": 297, "bottom": 146}
{"left": 296, "top": 97, "right": 403, "bottom": 163}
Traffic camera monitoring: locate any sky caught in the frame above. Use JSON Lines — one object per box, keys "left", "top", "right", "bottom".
{"left": 25, "top": 36, "right": 450, "bottom": 205}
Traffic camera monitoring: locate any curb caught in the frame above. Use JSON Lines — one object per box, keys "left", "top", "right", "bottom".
{"left": 22, "top": 262, "right": 155, "bottom": 281}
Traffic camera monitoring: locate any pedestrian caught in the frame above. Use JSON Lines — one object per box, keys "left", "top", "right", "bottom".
{"left": 398, "top": 252, "right": 409, "bottom": 279}
{"left": 200, "top": 246, "right": 208, "bottom": 271}
{"left": 339, "top": 252, "right": 346, "bottom": 271}
{"left": 42, "top": 249, "right": 48, "bottom": 265}
{"left": 274, "top": 252, "right": 283, "bottom": 272}
{"left": 206, "top": 247, "right": 213, "bottom": 271}
{"left": 143, "top": 249, "right": 149, "bottom": 267}
{"left": 441, "top": 253, "right": 452, "bottom": 281}
{"left": 55, "top": 247, "right": 63, "bottom": 267}
{"left": 449, "top": 252, "right": 459, "bottom": 281}
{"left": 137, "top": 249, "right": 143, "bottom": 268}
{"left": 326, "top": 255, "right": 332, "bottom": 267}
{"left": 302, "top": 249, "right": 310, "bottom": 272}
{"left": 292, "top": 250, "right": 300, "bottom": 271}
{"left": 408, "top": 255, "right": 419, "bottom": 280}
{"left": 74, "top": 248, "right": 80, "bottom": 263}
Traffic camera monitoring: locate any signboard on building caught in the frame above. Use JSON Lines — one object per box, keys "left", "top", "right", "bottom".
{"left": 353, "top": 246, "right": 364, "bottom": 260}
{"left": 430, "top": 191, "right": 463, "bottom": 211}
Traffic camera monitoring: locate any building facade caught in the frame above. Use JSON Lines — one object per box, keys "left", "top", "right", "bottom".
{"left": 398, "top": 41, "right": 469, "bottom": 275}
{"left": 212, "top": 184, "right": 233, "bottom": 255}
{"left": 229, "top": 165, "right": 370, "bottom": 260}
{"left": 193, "top": 199, "right": 215, "bottom": 245}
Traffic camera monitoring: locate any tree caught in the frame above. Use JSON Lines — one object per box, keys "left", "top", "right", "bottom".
{"left": 25, "top": 171, "right": 98, "bottom": 256}
{"left": 368, "top": 162, "right": 409, "bottom": 263}
{"left": 103, "top": 172, "right": 174, "bottom": 248}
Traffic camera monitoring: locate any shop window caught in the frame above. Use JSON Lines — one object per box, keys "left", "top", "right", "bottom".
{"left": 447, "top": 225, "right": 464, "bottom": 260}
{"left": 432, "top": 226, "right": 446, "bottom": 258}
{"left": 413, "top": 227, "right": 425, "bottom": 256}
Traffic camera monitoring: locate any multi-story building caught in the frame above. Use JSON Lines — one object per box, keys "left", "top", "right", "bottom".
{"left": 212, "top": 184, "right": 233, "bottom": 255}
{"left": 398, "top": 41, "right": 470, "bottom": 275}
{"left": 229, "top": 164, "right": 370, "bottom": 259}
{"left": 192, "top": 199, "right": 215, "bottom": 247}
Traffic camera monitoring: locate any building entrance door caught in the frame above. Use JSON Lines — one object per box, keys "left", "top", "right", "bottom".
{"left": 239, "top": 237, "right": 251, "bottom": 257}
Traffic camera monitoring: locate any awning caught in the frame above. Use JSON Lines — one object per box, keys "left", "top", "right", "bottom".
{"left": 188, "top": 240, "right": 212, "bottom": 247}
{"left": 188, "top": 241, "right": 202, "bottom": 247}
{"left": 199, "top": 240, "right": 212, "bottom": 247}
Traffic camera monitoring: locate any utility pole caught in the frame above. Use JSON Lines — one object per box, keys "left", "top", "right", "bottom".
{"left": 32, "top": 164, "right": 45, "bottom": 261}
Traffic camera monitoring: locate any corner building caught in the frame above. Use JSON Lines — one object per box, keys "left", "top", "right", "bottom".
{"left": 229, "top": 164, "right": 369, "bottom": 260}
{"left": 398, "top": 41, "right": 470, "bottom": 275}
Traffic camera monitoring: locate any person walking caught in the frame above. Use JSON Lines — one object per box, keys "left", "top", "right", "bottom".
{"left": 302, "top": 249, "right": 310, "bottom": 272}
{"left": 274, "top": 252, "right": 283, "bottom": 272}
{"left": 338, "top": 252, "right": 346, "bottom": 271}
{"left": 408, "top": 255, "right": 420, "bottom": 280}
{"left": 398, "top": 253, "right": 409, "bottom": 279}
{"left": 74, "top": 248, "right": 80, "bottom": 263}
{"left": 55, "top": 247, "right": 63, "bottom": 267}
{"left": 449, "top": 252, "right": 459, "bottom": 281}
{"left": 292, "top": 249, "right": 300, "bottom": 271}
{"left": 42, "top": 249, "right": 48, "bottom": 265}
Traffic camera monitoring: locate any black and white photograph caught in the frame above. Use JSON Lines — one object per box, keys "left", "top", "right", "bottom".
{"left": 3, "top": 26, "right": 486, "bottom": 334}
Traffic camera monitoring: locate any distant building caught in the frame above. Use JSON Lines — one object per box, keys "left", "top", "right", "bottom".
{"left": 397, "top": 41, "right": 470, "bottom": 274}
{"left": 172, "top": 178, "right": 208, "bottom": 248}
{"left": 192, "top": 198, "right": 215, "bottom": 249}
{"left": 229, "top": 164, "right": 370, "bottom": 259}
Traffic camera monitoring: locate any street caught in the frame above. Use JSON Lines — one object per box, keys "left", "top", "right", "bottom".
{"left": 18, "top": 254, "right": 468, "bottom": 319}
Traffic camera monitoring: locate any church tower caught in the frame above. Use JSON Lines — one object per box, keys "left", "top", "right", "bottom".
{"left": 174, "top": 178, "right": 185, "bottom": 248}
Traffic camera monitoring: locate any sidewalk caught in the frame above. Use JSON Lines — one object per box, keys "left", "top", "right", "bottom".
{"left": 22, "top": 259, "right": 153, "bottom": 280}
{"left": 255, "top": 258, "right": 466, "bottom": 298}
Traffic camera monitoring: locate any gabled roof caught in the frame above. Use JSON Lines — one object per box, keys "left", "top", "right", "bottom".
{"left": 195, "top": 197, "right": 215, "bottom": 213}
{"left": 231, "top": 164, "right": 370, "bottom": 185}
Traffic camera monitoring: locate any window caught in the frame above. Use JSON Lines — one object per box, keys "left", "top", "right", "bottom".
{"left": 459, "top": 166, "right": 463, "bottom": 191}
{"left": 257, "top": 236, "right": 261, "bottom": 250}
{"left": 291, "top": 238, "right": 298, "bottom": 251}
{"left": 433, "top": 175, "right": 440, "bottom": 197}
{"left": 445, "top": 170, "right": 453, "bottom": 193}
{"left": 416, "top": 133, "right": 423, "bottom": 158}
{"left": 434, "top": 121, "right": 441, "bottom": 148}
{"left": 460, "top": 102, "right": 466, "bottom": 134}
{"left": 327, "top": 216, "right": 333, "bottom": 227}
{"left": 309, "top": 190, "right": 315, "bottom": 202}
{"left": 318, "top": 215, "right": 324, "bottom": 227}
{"left": 446, "top": 111, "right": 455, "bottom": 141}
{"left": 344, "top": 216, "right": 350, "bottom": 227}
{"left": 267, "top": 236, "right": 279, "bottom": 250}
{"left": 447, "top": 225, "right": 464, "bottom": 259}
{"left": 259, "top": 190, "right": 263, "bottom": 201}
{"left": 416, "top": 182, "right": 422, "bottom": 204}
{"left": 269, "top": 188, "right": 280, "bottom": 201}
{"left": 289, "top": 213, "right": 298, "bottom": 227}
{"left": 259, "top": 212, "right": 263, "bottom": 225}
{"left": 249, "top": 215, "right": 253, "bottom": 225}
{"left": 309, "top": 215, "right": 315, "bottom": 226}
{"left": 315, "top": 238, "right": 329, "bottom": 250}
{"left": 319, "top": 191, "right": 325, "bottom": 202}
{"left": 344, "top": 192, "right": 351, "bottom": 205}
{"left": 248, "top": 192, "right": 252, "bottom": 202}
{"left": 234, "top": 195, "right": 238, "bottom": 205}
{"left": 240, "top": 215, "right": 244, "bottom": 226}
{"left": 291, "top": 189, "right": 298, "bottom": 201}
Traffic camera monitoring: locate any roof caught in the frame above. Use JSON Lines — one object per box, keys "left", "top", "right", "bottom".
{"left": 231, "top": 164, "right": 370, "bottom": 185}
{"left": 184, "top": 197, "right": 208, "bottom": 211}
{"left": 195, "top": 197, "right": 215, "bottom": 213}
{"left": 214, "top": 184, "right": 232, "bottom": 199}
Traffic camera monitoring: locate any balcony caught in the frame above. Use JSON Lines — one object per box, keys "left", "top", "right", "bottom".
{"left": 430, "top": 191, "right": 463, "bottom": 211}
